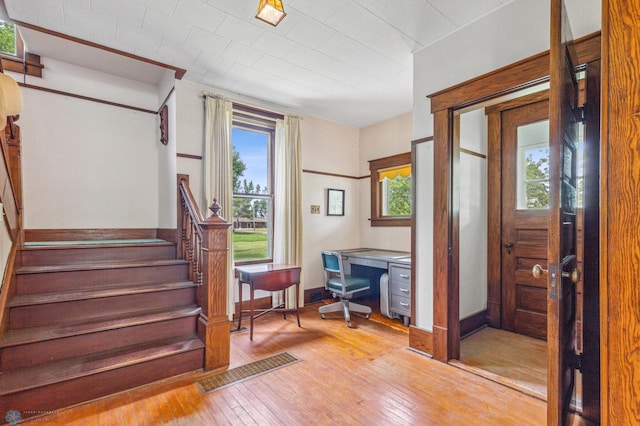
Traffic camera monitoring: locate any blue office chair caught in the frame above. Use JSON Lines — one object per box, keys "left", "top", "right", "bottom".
{"left": 319, "top": 251, "right": 372, "bottom": 328}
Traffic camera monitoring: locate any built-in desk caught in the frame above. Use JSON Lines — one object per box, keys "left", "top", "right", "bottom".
{"left": 335, "top": 248, "right": 411, "bottom": 326}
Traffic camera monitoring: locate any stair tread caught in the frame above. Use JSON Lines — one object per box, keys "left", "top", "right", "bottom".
{"left": 0, "top": 336, "right": 204, "bottom": 396}
{"left": 0, "top": 305, "right": 202, "bottom": 347}
{"left": 22, "top": 239, "right": 170, "bottom": 248}
{"left": 16, "top": 258, "right": 188, "bottom": 274}
{"left": 9, "top": 281, "right": 197, "bottom": 307}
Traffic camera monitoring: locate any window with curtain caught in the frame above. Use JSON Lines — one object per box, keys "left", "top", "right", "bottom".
{"left": 379, "top": 164, "right": 412, "bottom": 216}
{"left": 369, "top": 152, "right": 412, "bottom": 226}
{"left": 231, "top": 106, "right": 277, "bottom": 264}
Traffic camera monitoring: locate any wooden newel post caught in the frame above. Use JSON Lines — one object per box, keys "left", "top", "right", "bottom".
{"left": 197, "top": 198, "right": 232, "bottom": 371}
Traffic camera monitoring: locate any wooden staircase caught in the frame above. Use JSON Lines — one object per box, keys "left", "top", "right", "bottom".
{"left": 0, "top": 240, "right": 204, "bottom": 413}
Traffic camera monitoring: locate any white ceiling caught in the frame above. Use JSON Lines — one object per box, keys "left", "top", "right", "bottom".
{"left": 5, "top": 0, "right": 514, "bottom": 128}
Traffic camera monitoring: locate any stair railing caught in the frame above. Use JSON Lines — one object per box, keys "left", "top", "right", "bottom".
{"left": 0, "top": 60, "right": 23, "bottom": 245}
{"left": 0, "top": 63, "right": 23, "bottom": 346}
{"left": 0, "top": 118, "right": 22, "bottom": 244}
{"left": 177, "top": 175, "right": 231, "bottom": 371}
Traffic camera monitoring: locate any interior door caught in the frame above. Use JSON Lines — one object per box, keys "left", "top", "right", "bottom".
{"left": 580, "top": 59, "right": 601, "bottom": 424}
{"left": 501, "top": 100, "right": 550, "bottom": 340}
{"left": 547, "top": 0, "right": 579, "bottom": 424}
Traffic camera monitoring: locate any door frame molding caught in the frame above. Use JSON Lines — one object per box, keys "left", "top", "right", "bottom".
{"left": 425, "top": 32, "right": 600, "bottom": 362}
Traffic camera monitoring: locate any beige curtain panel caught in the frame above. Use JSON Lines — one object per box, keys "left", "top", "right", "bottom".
{"left": 273, "top": 116, "right": 303, "bottom": 309}
{"left": 204, "top": 95, "right": 235, "bottom": 319}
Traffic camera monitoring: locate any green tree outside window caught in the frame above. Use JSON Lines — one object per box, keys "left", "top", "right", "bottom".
{"left": 525, "top": 153, "right": 550, "bottom": 208}
{"left": 0, "top": 21, "right": 16, "bottom": 56}
{"left": 386, "top": 175, "right": 412, "bottom": 216}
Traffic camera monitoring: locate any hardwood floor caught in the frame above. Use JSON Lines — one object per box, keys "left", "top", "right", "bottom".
{"left": 455, "top": 327, "right": 547, "bottom": 400}
{"left": 454, "top": 327, "right": 593, "bottom": 425}
{"left": 28, "top": 304, "right": 551, "bottom": 425}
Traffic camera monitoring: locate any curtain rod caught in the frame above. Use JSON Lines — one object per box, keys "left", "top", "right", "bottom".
{"left": 234, "top": 102, "right": 284, "bottom": 120}
{"left": 201, "top": 92, "right": 302, "bottom": 120}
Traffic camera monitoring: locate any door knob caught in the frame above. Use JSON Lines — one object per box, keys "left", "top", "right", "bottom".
{"left": 532, "top": 264, "right": 547, "bottom": 279}
{"left": 562, "top": 269, "right": 581, "bottom": 283}
{"left": 533, "top": 264, "right": 580, "bottom": 283}
{"left": 504, "top": 242, "right": 514, "bottom": 254}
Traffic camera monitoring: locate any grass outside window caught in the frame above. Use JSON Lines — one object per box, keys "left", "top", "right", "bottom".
{"left": 233, "top": 230, "right": 268, "bottom": 262}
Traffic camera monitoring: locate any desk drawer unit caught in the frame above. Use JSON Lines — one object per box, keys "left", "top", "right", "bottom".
{"left": 346, "top": 256, "right": 388, "bottom": 270}
{"left": 389, "top": 264, "right": 411, "bottom": 316}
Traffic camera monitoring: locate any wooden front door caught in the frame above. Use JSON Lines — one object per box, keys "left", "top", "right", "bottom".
{"left": 500, "top": 99, "right": 550, "bottom": 340}
{"left": 547, "top": 0, "right": 580, "bottom": 423}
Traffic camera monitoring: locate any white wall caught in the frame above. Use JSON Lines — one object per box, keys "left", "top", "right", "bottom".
{"left": 411, "top": 0, "right": 601, "bottom": 333}
{"left": 301, "top": 115, "right": 360, "bottom": 290}
{"left": 414, "top": 140, "right": 433, "bottom": 330}
{"left": 158, "top": 89, "right": 177, "bottom": 229}
{"left": 19, "top": 89, "right": 160, "bottom": 229}
{"left": 157, "top": 70, "right": 179, "bottom": 229}
{"left": 459, "top": 109, "right": 488, "bottom": 319}
{"left": 174, "top": 80, "right": 205, "bottom": 210}
{"left": 10, "top": 56, "right": 167, "bottom": 230}
{"left": 412, "top": 0, "right": 601, "bottom": 140}
{"left": 18, "top": 58, "right": 159, "bottom": 111}
{"left": 358, "top": 112, "right": 413, "bottom": 251}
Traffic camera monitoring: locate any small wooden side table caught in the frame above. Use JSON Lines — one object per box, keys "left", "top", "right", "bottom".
{"left": 236, "top": 263, "right": 302, "bottom": 340}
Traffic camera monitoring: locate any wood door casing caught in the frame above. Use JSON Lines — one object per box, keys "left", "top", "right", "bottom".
{"left": 601, "top": 1, "right": 640, "bottom": 423}
{"left": 428, "top": 33, "right": 600, "bottom": 363}
{"left": 501, "top": 99, "right": 550, "bottom": 340}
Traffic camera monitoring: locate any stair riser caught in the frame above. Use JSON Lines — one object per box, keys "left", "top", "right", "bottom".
{"left": 0, "top": 348, "right": 204, "bottom": 415}
{"left": 16, "top": 263, "right": 189, "bottom": 295}
{"left": 9, "top": 288, "right": 197, "bottom": 329}
{"left": 1, "top": 316, "right": 199, "bottom": 371}
{"left": 19, "top": 245, "right": 177, "bottom": 267}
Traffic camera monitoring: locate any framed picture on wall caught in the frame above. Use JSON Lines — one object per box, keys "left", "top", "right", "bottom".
{"left": 327, "top": 188, "right": 345, "bottom": 216}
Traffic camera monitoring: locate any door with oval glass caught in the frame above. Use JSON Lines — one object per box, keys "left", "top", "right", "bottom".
{"left": 501, "top": 99, "right": 550, "bottom": 340}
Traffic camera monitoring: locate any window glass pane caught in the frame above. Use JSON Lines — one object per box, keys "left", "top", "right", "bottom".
{"left": 517, "top": 120, "right": 550, "bottom": 209}
{"left": 232, "top": 127, "right": 272, "bottom": 262}
{"left": 576, "top": 123, "right": 585, "bottom": 208}
{"left": 232, "top": 195, "right": 271, "bottom": 261}
{"left": 0, "top": 21, "right": 16, "bottom": 56}
{"left": 378, "top": 165, "right": 412, "bottom": 216}
{"left": 369, "top": 152, "right": 411, "bottom": 226}
{"left": 232, "top": 127, "right": 269, "bottom": 194}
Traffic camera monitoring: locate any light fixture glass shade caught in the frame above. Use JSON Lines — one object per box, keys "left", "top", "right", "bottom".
{"left": 256, "top": 0, "right": 286, "bottom": 27}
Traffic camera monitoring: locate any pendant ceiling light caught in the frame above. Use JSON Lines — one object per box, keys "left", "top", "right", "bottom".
{"left": 256, "top": 0, "right": 286, "bottom": 27}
